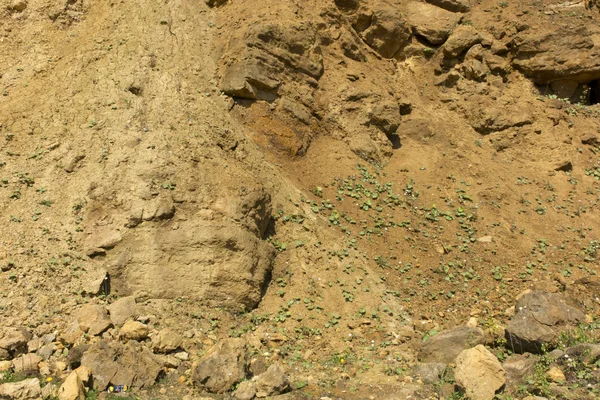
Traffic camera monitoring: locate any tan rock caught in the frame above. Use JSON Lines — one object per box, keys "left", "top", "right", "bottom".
{"left": 0, "top": 360, "right": 12, "bottom": 372}
{"left": 12, "top": 354, "right": 41, "bottom": 373}
{"left": 0, "top": 378, "right": 41, "bottom": 399}
{"left": 151, "top": 329, "right": 183, "bottom": 353}
{"left": 546, "top": 366, "right": 566, "bottom": 383}
{"left": 74, "top": 365, "right": 91, "bottom": 385}
{"left": 455, "top": 345, "right": 505, "bottom": 400}
{"left": 58, "top": 371, "right": 85, "bottom": 400}
{"left": 404, "top": 2, "right": 462, "bottom": 45}
{"left": 120, "top": 321, "right": 149, "bottom": 341}
{"left": 107, "top": 296, "right": 136, "bottom": 326}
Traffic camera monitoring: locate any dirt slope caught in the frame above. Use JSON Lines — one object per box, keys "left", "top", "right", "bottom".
{"left": 2, "top": 0, "right": 600, "bottom": 399}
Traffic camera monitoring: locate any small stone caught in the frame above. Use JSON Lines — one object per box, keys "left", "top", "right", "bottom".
{"left": 120, "top": 321, "right": 149, "bottom": 341}
{"left": 9, "top": 0, "right": 28, "bottom": 12}
{"left": 254, "top": 363, "right": 289, "bottom": 397}
{"left": 467, "top": 317, "right": 478, "bottom": 328}
{"left": 0, "top": 361, "right": 11, "bottom": 372}
{"left": 546, "top": 366, "right": 565, "bottom": 383}
{"left": 233, "top": 380, "right": 256, "bottom": 400}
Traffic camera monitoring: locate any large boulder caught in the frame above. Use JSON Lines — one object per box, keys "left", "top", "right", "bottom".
{"left": 419, "top": 326, "right": 486, "bottom": 363}
{"left": 454, "top": 345, "right": 505, "bottom": 400}
{"left": 404, "top": 2, "right": 462, "bottom": 45}
{"left": 80, "top": 340, "right": 161, "bottom": 390}
{"left": 505, "top": 292, "right": 585, "bottom": 354}
{"left": 192, "top": 338, "right": 248, "bottom": 393}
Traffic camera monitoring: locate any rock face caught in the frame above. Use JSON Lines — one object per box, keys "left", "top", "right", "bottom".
{"left": 454, "top": 345, "right": 505, "bottom": 400}
{"left": 80, "top": 340, "right": 161, "bottom": 390}
{"left": 505, "top": 292, "right": 585, "bottom": 353}
{"left": 220, "top": 23, "right": 323, "bottom": 101}
{"left": 404, "top": 2, "right": 462, "bottom": 45}
{"left": 0, "top": 378, "right": 41, "bottom": 400}
{"left": 511, "top": 25, "right": 600, "bottom": 84}
{"left": 336, "top": 0, "right": 412, "bottom": 58}
{"left": 107, "top": 188, "right": 276, "bottom": 309}
{"left": 192, "top": 338, "right": 247, "bottom": 393}
{"left": 419, "top": 326, "right": 486, "bottom": 363}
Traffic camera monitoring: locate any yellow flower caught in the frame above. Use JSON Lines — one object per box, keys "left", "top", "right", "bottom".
{"left": 45, "top": 377, "right": 53, "bottom": 382}
{"left": 340, "top": 358, "right": 345, "bottom": 364}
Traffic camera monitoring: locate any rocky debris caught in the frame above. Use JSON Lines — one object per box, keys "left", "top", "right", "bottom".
{"left": 505, "top": 292, "right": 585, "bottom": 353}
{"left": 442, "top": 25, "right": 483, "bottom": 58}
{"left": 454, "top": 345, "right": 506, "bottom": 400}
{"left": 220, "top": 23, "right": 323, "bottom": 101}
{"left": 565, "top": 343, "right": 600, "bottom": 365}
{"left": 0, "top": 378, "right": 41, "bottom": 400}
{"left": 107, "top": 296, "right": 136, "bottom": 326}
{"left": 413, "top": 362, "right": 447, "bottom": 384}
{"left": 232, "top": 363, "right": 289, "bottom": 399}
{"left": 74, "top": 305, "right": 112, "bottom": 336}
{"left": 151, "top": 329, "right": 183, "bottom": 354}
{"left": 425, "top": 0, "right": 471, "bottom": 12}
{"left": 338, "top": 0, "right": 412, "bottom": 58}
{"left": 502, "top": 353, "right": 539, "bottom": 391}
{"left": 419, "top": 326, "right": 486, "bottom": 363}
{"left": 119, "top": 321, "right": 149, "bottom": 341}
{"left": 12, "top": 353, "right": 41, "bottom": 373}
{"left": 192, "top": 338, "right": 248, "bottom": 393}
{"left": 81, "top": 340, "right": 161, "bottom": 390}
{"left": 63, "top": 154, "right": 85, "bottom": 173}
{"left": 511, "top": 25, "right": 600, "bottom": 84}
{"left": 0, "top": 328, "right": 31, "bottom": 358}
{"left": 58, "top": 371, "right": 85, "bottom": 400}
{"left": 404, "top": 2, "right": 462, "bottom": 45}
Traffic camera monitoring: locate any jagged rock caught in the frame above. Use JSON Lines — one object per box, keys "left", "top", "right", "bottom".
{"left": 443, "top": 25, "right": 482, "bottom": 58}
{"left": 254, "top": 363, "right": 289, "bottom": 397}
{"left": 419, "top": 326, "right": 485, "bottom": 363}
{"left": 107, "top": 296, "right": 136, "bottom": 326}
{"left": 405, "top": 2, "right": 462, "bottom": 45}
{"left": 454, "top": 345, "right": 505, "bottom": 400}
{"left": 119, "top": 321, "right": 149, "bottom": 341}
{"left": 347, "top": 132, "right": 387, "bottom": 165}
{"left": 502, "top": 353, "right": 539, "bottom": 391}
{"left": 0, "top": 378, "right": 41, "bottom": 400}
{"left": 511, "top": 25, "right": 600, "bottom": 84}
{"left": 74, "top": 305, "right": 112, "bottom": 336}
{"left": 351, "top": 0, "right": 412, "bottom": 58}
{"left": 413, "top": 362, "right": 447, "bottom": 384}
{"left": 74, "top": 365, "right": 91, "bottom": 386}
{"left": 233, "top": 380, "right": 256, "bottom": 400}
{"left": 192, "top": 338, "right": 248, "bottom": 393}
{"left": 58, "top": 371, "right": 85, "bottom": 400}
{"left": 506, "top": 292, "right": 585, "bottom": 354}
{"left": 66, "top": 345, "right": 90, "bottom": 369}
{"left": 12, "top": 353, "right": 41, "bottom": 373}
{"left": 220, "top": 23, "right": 323, "bottom": 101}
{"left": 425, "top": 0, "right": 471, "bottom": 12}
{"left": 0, "top": 328, "right": 31, "bottom": 357}
{"left": 80, "top": 340, "right": 161, "bottom": 390}
{"left": 151, "top": 329, "right": 183, "bottom": 354}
